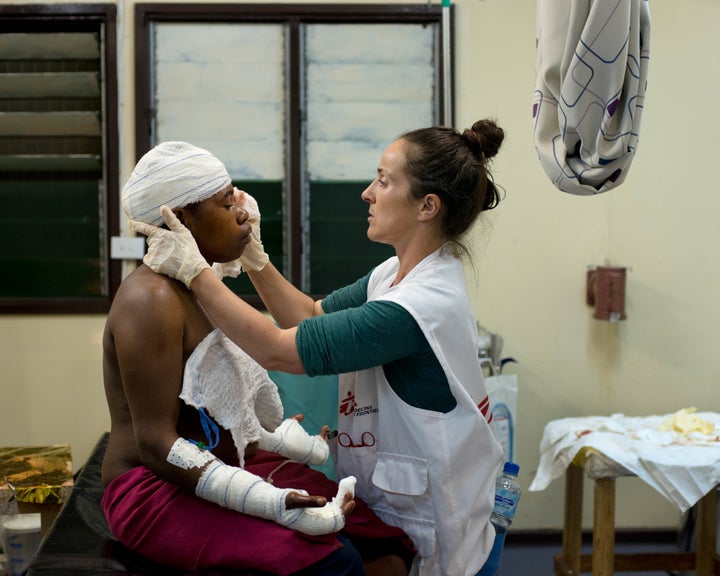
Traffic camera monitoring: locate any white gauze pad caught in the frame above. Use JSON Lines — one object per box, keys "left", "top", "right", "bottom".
{"left": 167, "top": 437, "right": 216, "bottom": 470}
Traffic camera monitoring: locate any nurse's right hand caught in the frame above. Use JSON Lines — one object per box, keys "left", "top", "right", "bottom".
{"left": 130, "top": 206, "right": 210, "bottom": 288}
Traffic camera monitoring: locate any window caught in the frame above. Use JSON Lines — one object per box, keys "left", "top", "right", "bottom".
{"left": 135, "top": 4, "right": 450, "bottom": 302}
{"left": 0, "top": 4, "right": 119, "bottom": 313}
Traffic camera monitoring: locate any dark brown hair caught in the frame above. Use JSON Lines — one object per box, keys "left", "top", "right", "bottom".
{"left": 400, "top": 118, "right": 504, "bottom": 241}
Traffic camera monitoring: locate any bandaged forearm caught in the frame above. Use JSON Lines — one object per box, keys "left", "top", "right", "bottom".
{"left": 197, "top": 459, "right": 297, "bottom": 523}
{"left": 197, "top": 459, "right": 350, "bottom": 535}
{"left": 168, "top": 438, "right": 344, "bottom": 535}
{"left": 257, "top": 418, "right": 329, "bottom": 465}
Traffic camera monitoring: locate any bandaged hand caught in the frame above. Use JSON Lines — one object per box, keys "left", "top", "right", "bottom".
{"left": 258, "top": 418, "right": 329, "bottom": 466}
{"left": 129, "top": 206, "right": 209, "bottom": 288}
{"left": 236, "top": 190, "right": 269, "bottom": 272}
{"left": 197, "top": 457, "right": 354, "bottom": 536}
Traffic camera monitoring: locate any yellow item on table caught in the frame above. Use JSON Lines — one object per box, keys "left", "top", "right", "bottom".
{"left": 659, "top": 407, "right": 714, "bottom": 435}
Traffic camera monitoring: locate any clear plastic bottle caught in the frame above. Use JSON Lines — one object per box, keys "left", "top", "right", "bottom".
{"left": 476, "top": 462, "right": 522, "bottom": 576}
{"left": 491, "top": 461, "right": 521, "bottom": 535}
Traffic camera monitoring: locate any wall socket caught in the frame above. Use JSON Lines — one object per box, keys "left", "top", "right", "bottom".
{"left": 110, "top": 236, "right": 146, "bottom": 260}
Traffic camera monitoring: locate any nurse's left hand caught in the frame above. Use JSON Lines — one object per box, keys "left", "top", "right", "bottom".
{"left": 129, "top": 206, "right": 210, "bottom": 288}
{"left": 236, "top": 190, "right": 269, "bottom": 272}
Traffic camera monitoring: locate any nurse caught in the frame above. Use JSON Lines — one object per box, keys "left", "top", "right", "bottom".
{"left": 133, "top": 119, "right": 507, "bottom": 576}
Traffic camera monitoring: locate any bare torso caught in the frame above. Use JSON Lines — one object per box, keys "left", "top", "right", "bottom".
{"left": 101, "top": 265, "right": 252, "bottom": 487}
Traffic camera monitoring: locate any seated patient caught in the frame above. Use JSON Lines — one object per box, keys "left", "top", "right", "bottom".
{"left": 102, "top": 142, "right": 415, "bottom": 576}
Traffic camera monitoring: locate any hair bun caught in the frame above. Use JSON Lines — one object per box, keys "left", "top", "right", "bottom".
{"left": 463, "top": 119, "right": 504, "bottom": 160}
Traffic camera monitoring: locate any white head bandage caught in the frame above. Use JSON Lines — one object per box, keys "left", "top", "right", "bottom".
{"left": 122, "top": 141, "right": 232, "bottom": 226}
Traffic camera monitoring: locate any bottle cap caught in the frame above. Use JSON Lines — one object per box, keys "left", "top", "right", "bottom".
{"left": 503, "top": 462, "right": 520, "bottom": 475}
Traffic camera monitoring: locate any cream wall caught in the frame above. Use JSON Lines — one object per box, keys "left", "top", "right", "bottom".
{"left": 1, "top": 0, "right": 718, "bottom": 532}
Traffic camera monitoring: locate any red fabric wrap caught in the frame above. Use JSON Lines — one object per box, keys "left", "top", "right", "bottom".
{"left": 102, "top": 450, "right": 412, "bottom": 574}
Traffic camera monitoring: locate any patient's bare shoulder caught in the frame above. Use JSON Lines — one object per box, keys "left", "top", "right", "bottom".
{"left": 109, "top": 265, "right": 188, "bottom": 329}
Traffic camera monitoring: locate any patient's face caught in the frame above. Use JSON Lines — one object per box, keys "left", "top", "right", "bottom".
{"left": 182, "top": 184, "right": 252, "bottom": 265}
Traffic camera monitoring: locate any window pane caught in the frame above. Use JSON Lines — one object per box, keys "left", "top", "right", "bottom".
{"left": 0, "top": 30, "right": 108, "bottom": 300}
{"left": 139, "top": 7, "right": 446, "bottom": 301}
{"left": 152, "top": 22, "right": 287, "bottom": 283}
{"left": 308, "top": 181, "right": 394, "bottom": 294}
{"left": 303, "top": 23, "right": 437, "bottom": 293}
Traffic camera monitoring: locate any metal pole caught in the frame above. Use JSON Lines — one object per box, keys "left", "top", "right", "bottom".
{"left": 442, "top": 0, "right": 452, "bottom": 126}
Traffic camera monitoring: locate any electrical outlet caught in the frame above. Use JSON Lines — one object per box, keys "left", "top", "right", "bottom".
{"left": 111, "top": 236, "right": 146, "bottom": 260}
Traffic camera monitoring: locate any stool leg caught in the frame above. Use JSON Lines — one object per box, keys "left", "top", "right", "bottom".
{"left": 592, "top": 477, "right": 615, "bottom": 576}
{"left": 563, "top": 465, "right": 584, "bottom": 575}
{"left": 694, "top": 487, "right": 718, "bottom": 576}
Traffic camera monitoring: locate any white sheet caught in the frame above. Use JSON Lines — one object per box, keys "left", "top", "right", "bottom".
{"left": 529, "top": 412, "right": 720, "bottom": 513}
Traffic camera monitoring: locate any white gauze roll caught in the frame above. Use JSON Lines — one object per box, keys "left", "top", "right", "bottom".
{"left": 258, "top": 418, "right": 329, "bottom": 466}
{"left": 122, "top": 141, "right": 232, "bottom": 226}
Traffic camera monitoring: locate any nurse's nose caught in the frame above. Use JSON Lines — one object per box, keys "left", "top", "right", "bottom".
{"left": 361, "top": 183, "right": 373, "bottom": 203}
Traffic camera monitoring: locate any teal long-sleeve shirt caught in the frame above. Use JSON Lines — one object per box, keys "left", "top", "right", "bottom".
{"left": 295, "top": 271, "right": 457, "bottom": 413}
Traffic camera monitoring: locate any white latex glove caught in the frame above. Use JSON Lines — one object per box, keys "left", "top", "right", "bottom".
{"left": 129, "top": 206, "right": 209, "bottom": 288}
{"left": 212, "top": 258, "right": 243, "bottom": 280}
{"left": 236, "top": 189, "right": 269, "bottom": 272}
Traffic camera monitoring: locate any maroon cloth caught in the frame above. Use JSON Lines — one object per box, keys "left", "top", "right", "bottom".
{"left": 102, "top": 450, "right": 413, "bottom": 575}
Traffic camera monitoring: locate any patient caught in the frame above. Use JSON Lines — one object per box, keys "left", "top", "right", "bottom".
{"left": 101, "top": 141, "right": 414, "bottom": 575}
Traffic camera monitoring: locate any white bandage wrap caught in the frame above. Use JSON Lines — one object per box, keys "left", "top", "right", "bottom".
{"left": 258, "top": 418, "right": 329, "bottom": 466}
{"left": 167, "top": 437, "right": 216, "bottom": 470}
{"left": 195, "top": 456, "right": 354, "bottom": 536}
{"left": 197, "top": 459, "right": 299, "bottom": 524}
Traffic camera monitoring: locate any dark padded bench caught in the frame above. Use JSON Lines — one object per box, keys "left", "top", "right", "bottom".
{"left": 27, "top": 433, "right": 265, "bottom": 576}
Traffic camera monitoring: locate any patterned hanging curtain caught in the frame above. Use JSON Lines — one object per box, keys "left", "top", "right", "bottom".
{"left": 532, "top": 0, "right": 651, "bottom": 195}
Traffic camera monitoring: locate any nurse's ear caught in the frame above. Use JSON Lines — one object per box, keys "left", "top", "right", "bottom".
{"left": 417, "top": 193, "right": 442, "bottom": 222}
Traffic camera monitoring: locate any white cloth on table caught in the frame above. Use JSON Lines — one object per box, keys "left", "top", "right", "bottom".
{"left": 529, "top": 412, "right": 720, "bottom": 513}
{"left": 532, "top": 0, "right": 651, "bottom": 195}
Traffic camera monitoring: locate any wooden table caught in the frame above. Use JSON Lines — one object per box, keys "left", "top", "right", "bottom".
{"left": 554, "top": 448, "right": 719, "bottom": 576}
{"left": 0, "top": 444, "right": 73, "bottom": 536}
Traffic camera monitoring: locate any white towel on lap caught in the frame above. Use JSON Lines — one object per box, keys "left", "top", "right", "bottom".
{"left": 532, "top": 0, "right": 651, "bottom": 195}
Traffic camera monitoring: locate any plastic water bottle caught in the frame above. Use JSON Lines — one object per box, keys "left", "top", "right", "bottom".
{"left": 491, "top": 461, "right": 521, "bottom": 534}
{"left": 476, "top": 462, "right": 522, "bottom": 576}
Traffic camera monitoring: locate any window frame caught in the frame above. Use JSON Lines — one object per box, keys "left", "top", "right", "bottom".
{"left": 134, "top": 3, "right": 451, "bottom": 305}
{"left": 0, "top": 3, "right": 120, "bottom": 314}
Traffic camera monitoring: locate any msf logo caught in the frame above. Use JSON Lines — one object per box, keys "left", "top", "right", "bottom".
{"left": 339, "top": 390, "right": 357, "bottom": 416}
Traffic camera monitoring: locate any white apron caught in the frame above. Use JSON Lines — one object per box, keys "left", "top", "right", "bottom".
{"left": 334, "top": 246, "right": 504, "bottom": 576}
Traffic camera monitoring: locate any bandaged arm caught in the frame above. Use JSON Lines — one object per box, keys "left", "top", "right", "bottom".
{"left": 258, "top": 418, "right": 329, "bottom": 465}
{"left": 168, "top": 437, "right": 348, "bottom": 535}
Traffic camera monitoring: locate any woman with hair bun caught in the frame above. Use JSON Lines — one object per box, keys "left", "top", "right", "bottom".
{"left": 134, "top": 119, "right": 508, "bottom": 576}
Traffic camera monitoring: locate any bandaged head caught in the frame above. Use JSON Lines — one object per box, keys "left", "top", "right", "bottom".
{"left": 122, "top": 141, "right": 232, "bottom": 226}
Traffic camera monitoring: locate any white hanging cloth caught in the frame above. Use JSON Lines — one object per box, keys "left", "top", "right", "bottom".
{"left": 532, "top": 0, "right": 651, "bottom": 195}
